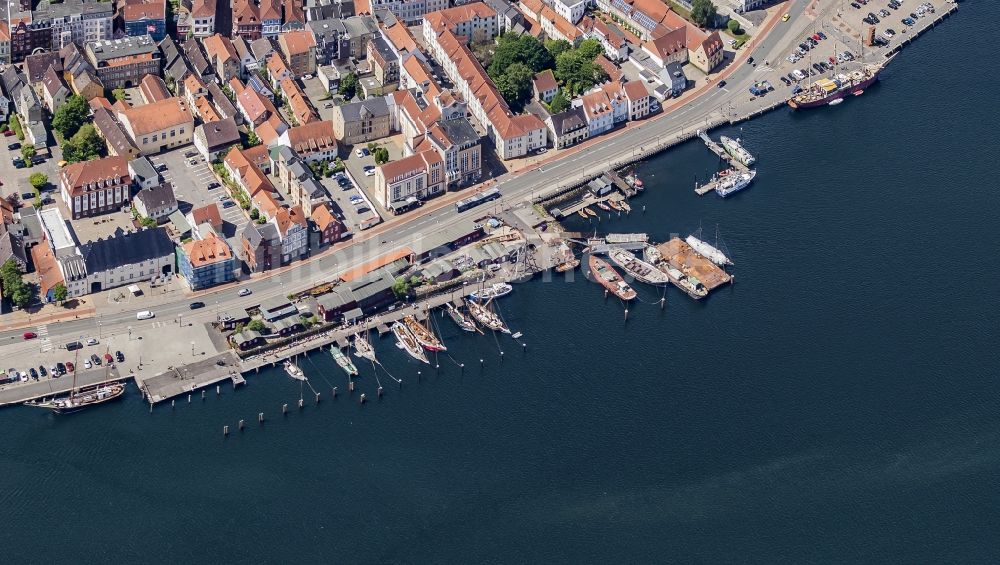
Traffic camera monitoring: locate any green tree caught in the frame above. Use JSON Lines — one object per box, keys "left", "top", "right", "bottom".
{"left": 548, "top": 90, "right": 570, "bottom": 113}
{"left": 245, "top": 130, "right": 260, "bottom": 148}
{"left": 555, "top": 50, "right": 607, "bottom": 95}
{"left": 112, "top": 87, "right": 127, "bottom": 102}
{"left": 727, "top": 19, "right": 742, "bottom": 34}
{"left": 9, "top": 115, "right": 23, "bottom": 140}
{"left": 20, "top": 145, "right": 35, "bottom": 161}
{"left": 495, "top": 62, "right": 535, "bottom": 111}
{"left": 691, "top": 0, "right": 718, "bottom": 28}
{"left": 391, "top": 277, "right": 411, "bottom": 299}
{"left": 488, "top": 33, "right": 553, "bottom": 79}
{"left": 250, "top": 208, "right": 260, "bottom": 220}
{"left": 1, "top": 259, "right": 31, "bottom": 309}
{"left": 576, "top": 38, "right": 604, "bottom": 61}
{"left": 51, "top": 94, "right": 88, "bottom": 139}
{"left": 139, "top": 216, "right": 157, "bottom": 228}
{"left": 246, "top": 319, "right": 266, "bottom": 333}
{"left": 52, "top": 282, "right": 68, "bottom": 304}
{"left": 338, "top": 72, "right": 359, "bottom": 100}
{"left": 62, "top": 124, "right": 104, "bottom": 163}
{"left": 373, "top": 147, "right": 389, "bottom": 165}
{"left": 332, "top": 157, "right": 345, "bottom": 173}
{"left": 29, "top": 172, "right": 48, "bottom": 191}
{"left": 544, "top": 39, "right": 572, "bottom": 60}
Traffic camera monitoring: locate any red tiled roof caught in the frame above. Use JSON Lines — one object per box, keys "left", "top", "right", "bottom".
{"left": 183, "top": 233, "right": 232, "bottom": 267}
{"left": 61, "top": 156, "right": 130, "bottom": 195}
{"left": 190, "top": 203, "right": 223, "bottom": 229}
{"left": 532, "top": 69, "right": 557, "bottom": 93}
{"left": 225, "top": 147, "right": 275, "bottom": 196}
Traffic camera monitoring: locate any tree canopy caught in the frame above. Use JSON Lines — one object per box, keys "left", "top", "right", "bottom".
{"left": 554, "top": 42, "right": 608, "bottom": 96}
{"left": 544, "top": 39, "right": 572, "bottom": 60}
{"left": 373, "top": 147, "right": 389, "bottom": 165}
{"left": 1, "top": 259, "right": 32, "bottom": 309}
{"left": 691, "top": 0, "right": 718, "bottom": 28}
{"left": 488, "top": 34, "right": 554, "bottom": 78}
{"left": 53, "top": 283, "right": 68, "bottom": 304}
{"left": 29, "top": 172, "right": 47, "bottom": 191}
{"left": 52, "top": 95, "right": 88, "bottom": 139}
{"left": 338, "top": 72, "right": 359, "bottom": 100}
{"left": 548, "top": 90, "right": 570, "bottom": 114}
{"left": 62, "top": 124, "right": 104, "bottom": 163}
{"left": 495, "top": 62, "right": 535, "bottom": 112}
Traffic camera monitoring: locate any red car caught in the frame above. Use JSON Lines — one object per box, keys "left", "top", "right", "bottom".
{"left": 812, "top": 33, "right": 821, "bottom": 41}
{"left": 103, "top": 353, "right": 113, "bottom": 364}
{"left": 23, "top": 331, "right": 36, "bottom": 340}
{"left": 65, "top": 361, "right": 75, "bottom": 372}
{"left": 2, "top": 130, "right": 14, "bottom": 137}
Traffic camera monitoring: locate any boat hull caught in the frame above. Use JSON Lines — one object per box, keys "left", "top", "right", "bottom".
{"left": 588, "top": 255, "right": 637, "bottom": 301}
{"left": 32, "top": 382, "right": 127, "bottom": 414}
{"left": 788, "top": 73, "right": 879, "bottom": 109}
{"left": 608, "top": 249, "right": 669, "bottom": 286}
{"left": 392, "top": 322, "right": 429, "bottom": 363}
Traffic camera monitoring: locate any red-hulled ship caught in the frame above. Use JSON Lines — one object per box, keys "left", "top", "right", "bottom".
{"left": 788, "top": 64, "right": 882, "bottom": 109}
{"left": 588, "top": 255, "right": 637, "bottom": 301}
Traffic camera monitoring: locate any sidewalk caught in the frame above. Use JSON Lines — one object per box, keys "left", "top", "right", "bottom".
{"left": 0, "top": 300, "right": 96, "bottom": 331}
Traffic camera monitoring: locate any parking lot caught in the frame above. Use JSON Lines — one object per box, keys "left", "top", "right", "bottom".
{"left": 148, "top": 147, "right": 248, "bottom": 236}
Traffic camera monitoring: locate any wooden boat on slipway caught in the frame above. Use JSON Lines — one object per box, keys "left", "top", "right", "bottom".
{"left": 588, "top": 255, "right": 637, "bottom": 301}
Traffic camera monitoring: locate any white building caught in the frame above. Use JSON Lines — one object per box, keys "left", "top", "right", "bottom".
{"left": 39, "top": 0, "right": 114, "bottom": 49}
{"left": 553, "top": 0, "right": 588, "bottom": 25}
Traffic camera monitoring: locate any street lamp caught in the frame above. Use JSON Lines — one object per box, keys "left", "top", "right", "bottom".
{"left": 127, "top": 326, "right": 132, "bottom": 341}
{"left": 191, "top": 341, "right": 195, "bottom": 356}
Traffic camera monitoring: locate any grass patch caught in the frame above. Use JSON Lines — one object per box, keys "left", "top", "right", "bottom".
{"left": 723, "top": 27, "right": 750, "bottom": 50}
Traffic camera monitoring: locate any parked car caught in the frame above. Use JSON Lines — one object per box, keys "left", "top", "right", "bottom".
{"left": 7, "top": 142, "right": 20, "bottom": 150}
{"left": 104, "top": 353, "right": 113, "bottom": 365}
{"left": 116, "top": 351, "right": 125, "bottom": 363}
{"left": 29, "top": 367, "right": 37, "bottom": 379}
{"left": 207, "top": 182, "right": 220, "bottom": 189}
{"left": 90, "top": 354, "right": 101, "bottom": 366}
{"left": 136, "top": 310, "right": 155, "bottom": 320}
{"left": 817, "top": 32, "right": 827, "bottom": 40}
{"left": 363, "top": 166, "right": 376, "bottom": 177}
{"left": 190, "top": 301, "right": 205, "bottom": 309}
{"left": 222, "top": 199, "right": 236, "bottom": 208}
{"left": 354, "top": 148, "right": 364, "bottom": 158}
{"left": 717, "top": 80, "right": 726, "bottom": 88}
{"left": 62, "top": 361, "right": 71, "bottom": 373}
{"left": 30, "top": 156, "right": 44, "bottom": 165}
{"left": 86, "top": 337, "right": 98, "bottom": 346}
{"left": 155, "top": 163, "right": 168, "bottom": 172}
{"left": 238, "top": 287, "right": 252, "bottom": 297}
{"left": 2, "top": 130, "right": 14, "bottom": 136}
{"left": 39, "top": 365, "right": 47, "bottom": 377}
{"left": 84, "top": 360, "right": 92, "bottom": 369}
{"left": 184, "top": 150, "right": 198, "bottom": 158}
{"left": 12, "top": 159, "right": 25, "bottom": 168}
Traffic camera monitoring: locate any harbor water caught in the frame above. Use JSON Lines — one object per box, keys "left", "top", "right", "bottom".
{"left": 3, "top": 5, "right": 1000, "bottom": 562}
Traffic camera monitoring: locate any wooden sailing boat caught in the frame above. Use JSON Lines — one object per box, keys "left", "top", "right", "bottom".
{"left": 284, "top": 359, "right": 307, "bottom": 380}
{"left": 444, "top": 303, "right": 478, "bottom": 332}
{"left": 392, "top": 321, "right": 429, "bottom": 363}
{"left": 25, "top": 348, "right": 125, "bottom": 414}
{"left": 465, "top": 298, "right": 510, "bottom": 333}
{"left": 404, "top": 313, "right": 446, "bottom": 352}
{"left": 331, "top": 345, "right": 359, "bottom": 376}
{"left": 352, "top": 329, "right": 376, "bottom": 361}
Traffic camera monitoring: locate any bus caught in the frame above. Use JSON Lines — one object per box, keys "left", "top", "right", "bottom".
{"left": 454, "top": 187, "right": 501, "bottom": 213}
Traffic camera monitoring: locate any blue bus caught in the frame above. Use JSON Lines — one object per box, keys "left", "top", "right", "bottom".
{"left": 454, "top": 187, "right": 501, "bottom": 213}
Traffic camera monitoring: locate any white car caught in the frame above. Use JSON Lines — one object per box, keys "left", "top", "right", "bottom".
{"left": 84, "top": 360, "right": 92, "bottom": 369}
{"left": 364, "top": 167, "right": 376, "bottom": 177}
{"left": 136, "top": 310, "right": 155, "bottom": 320}
{"left": 86, "top": 338, "right": 98, "bottom": 345}
{"left": 238, "top": 287, "right": 252, "bottom": 297}
{"left": 355, "top": 148, "right": 365, "bottom": 158}
{"left": 303, "top": 74, "right": 313, "bottom": 80}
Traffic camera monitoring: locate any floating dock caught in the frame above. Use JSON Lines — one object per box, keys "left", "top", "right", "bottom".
{"left": 655, "top": 238, "right": 732, "bottom": 291}
{"left": 698, "top": 131, "right": 749, "bottom": 172}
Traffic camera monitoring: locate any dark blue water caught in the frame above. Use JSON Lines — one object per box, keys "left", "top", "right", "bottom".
{"left": 3, "top": 6, "right": 999, "bottom": 563}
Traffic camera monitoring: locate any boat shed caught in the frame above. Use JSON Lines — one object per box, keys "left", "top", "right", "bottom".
{"left": 232, "top": 330, "right": 264, "bottom": 350}
{"left": 270, "top": 317, "right": 304, "bottom": 337}
{"left": 588, "top": 177, "right": 614, "bottom": 197}
{"left": 347, "top": 267, "right": 397, "bottom": 313}
{"left": 420, "top": 258, "right": 458, "bottom": 282}
{"left": 219, "top": 307, "right": 251, "bottom": 330}
{"left": 259, "top": 295, "right": 298, "bottom": 322}
{"left": 408, "top": 217, "right": 484, "bottom": 262}
{"left": 316, "top": 289, "right": 356, "bottom": 322}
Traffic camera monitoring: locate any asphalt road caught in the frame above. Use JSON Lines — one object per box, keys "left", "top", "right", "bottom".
{"left": 2, "top": 3, "right": 815, "bottom": 347}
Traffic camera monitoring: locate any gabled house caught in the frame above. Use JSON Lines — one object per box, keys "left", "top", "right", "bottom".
{"left": 133, "top": 182, "right": 178, "bottom": 223}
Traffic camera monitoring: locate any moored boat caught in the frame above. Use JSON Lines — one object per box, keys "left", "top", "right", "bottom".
{"left": 661, "top": 265, "right": 709, "bottom": 299}
{"left": 608, "top": 248, "right": 669, "bottom": 286}
{"left": 715, "top": 169, "right": 756, "bottom": 198}
{"left": 577, "top": 209, "right": 588, "bottom": 218}
{"left": 584, "top": 207, "right": 597, "bottom": 217}
{"left": 720, "top": 135, "right": 756, "bottom": 166}
{"left": 445, "top": 303, "right": 477, "bottom": 332}
{"left": 353, "top": 332, "right": 376, "bottom": 361}
{"left": 685, "top": 235, "right": 732, "bottom": 266}
{"left": 25, "top": 381, "right": 126, "bottom": 414}
{"left": 607, "top": 200, "right": 621, "bottom": 211}
{"left": 284, "top": 360, "right": 306, "bottom": 381}
{"left": 465, "top": 299, "right": 510, "bottom": 333}
{"left": 597, "top": 201, "right": 611, "bottom": 211}
{"left": 469, "top": 282, "right": 512, "bottom": 302}
{"left": 587, "top": 254, "right": 637, "bottom": 301}
{"left": 331, "top": 346, "right": 359, "bottom": 376}
{"left": 788, "top": 64, "right": 881, "bottom": 109}
{"left": 555, "top": 258, "right": 580, "bottom": 272}
{"left": 391, "top": 321, "right": 429, "bottom": 363}
{"left": 619, "top": 201, "right": 631, "bottom": 212}
{"left": 403, "top": 315, "right": 446, "bottom": 352}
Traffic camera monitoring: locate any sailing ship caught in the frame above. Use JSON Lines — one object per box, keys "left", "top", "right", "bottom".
{"left": 715, "top": 169, "right": 756, "bottom": 197}
{"left": 587, "top": 254, "right": 637, "bottom": 301}
{"left": 331, "top": 346, "right": 359, "bottom": 376}
{"left": 469, "top": 282, "right": 512, "bottom": 301}
{"left": 403, "top": 315, "right": 446, "bottom": 352}
{"left": 25, "top": 381, "right": 126, "bottom": 414}
{"left": 465, "top": 298, "right": 510, "bottom": 333}
{"left": 445, "top": 303, "right": 478, "bottom": 332}
{"left": 284, "top": 360, "right": 306, "bottom": 380}
{"left": 353, "top": 331, "right": 376, "bottom": 361}
{"left": 788, "top": 63, "right": 882, "bottom": 109}
{"left": 25, "top": 349, "right": 125, "bottom": 414}
{"left": 685, "top": 235, "right": 732, "bottom": 266}
{"left": 608, "top": 248, "right": 670, "bottom": 286}
{"left": 391, "top": 321, "right": 429, "bottom": 363}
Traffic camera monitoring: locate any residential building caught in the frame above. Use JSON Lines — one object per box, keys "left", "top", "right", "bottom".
{"left": 177, "top": 233, "right": 236, "bottom": 290}
{"left": 260, "top": 0, "right": 283, "bottom": 37}
{"left": 193, "top": 117, "right": 241, "bottom": 161}
{"left": 191, "top": 0, "right": 217, "bottom": 37}
{"left": 264, "top": 52, "right": 292, "bottom": 90}
{"left": 9, "top": 16, "right": 50, "bottom": 64}
{"left": 187, "top": 203, "right": 224, "bottom": 236}
{"left": 224, "top": 145, "right": 276, "bottom": 199}
{"left": 423, "top": 118, "right": 481, "bottom": 187}
{"left": 0, "top": 22, "right": 10, "bottom": 64}
{"left": 239, "top": 220, "right": 280, "bottom": 272}
{"left": 310, "top": 203, "right": 347, "bottom": 248}
{"left": 278, "top": 30, "right": 317, "bottom": 77}
{"left": 92, "top": 105, "right": 141, "bottom": 158}
{"left": 364, "top": 0, "right": 449, "bottom": 26}
{"left": 84, "top": 34, "right": 162, "bottom": 88}
{"left": 421, "top": 2, "right": 499, "bottom": 45}
{"left": 202, "top": 33, "right": 240, "bottom": 83}
{"left": 580, "top": 16, "right": 629, "bottom": 62}
{"left": 280, "top": 76, "right": 318, "bottom": 125}
{"left": 183, "top": 37, "right": 214, "bottom": 80}
{"left": 545, "top": 106, "right": 589, "bottom": 149}
{"left": 232, "top": 0, "right": 262, "bottom": 41}
{"left": 622, "top": 79, "right": 651, "bottom": 120}
{"left": 274, "top": 121, "right": 338, "bottom": 163}
{"left": 424, "top": 28, "right": 546, "bottom": 159}
{"left": 271, "top": 205, "right": 309, "bottom": 264}
{"left": 367, "top": 37, "right": 399, "bottom": 89}
{"left": 132, "top": 182, "right": 178, "bottom": 222}
{"left": 580, "top": 81, "right": 627, "bottom": 136}
{"left": 234, "top": 79, "right": 280, "bottom": 128}
{"left": 123, "top": 0, "right": 167, "bottom": 42}
{"left": 59, "top": 156, "right": 132, "bottom": 220}
{"left": 128, "top": 156, "right": 161, "bottom": 190}
{"left": 40, "top": 66, "right": 68, "bottom": 111}
{"left": 117, "top": 97, "right": 194, "bottom": 154}
{"left": 330, "top": 96, "right": 391, "bottom": 145}
{"left": 374, "top": 149, "right": 444, "bottom": 208}
{"left": 532, "top": 69, "right": 557, "bottom": 103}
{"left": 482, "top": 0, "right": 524, "bottom": 33}
{"left": 37, "top": 0, "right": 114, "bottom": 50}
{"left": 553, "top": 0, "right": 587, "bottom": 24}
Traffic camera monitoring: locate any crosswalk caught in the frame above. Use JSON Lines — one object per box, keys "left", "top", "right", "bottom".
{"left": 36, "top": 324, "right": 52, "bottom": 352}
